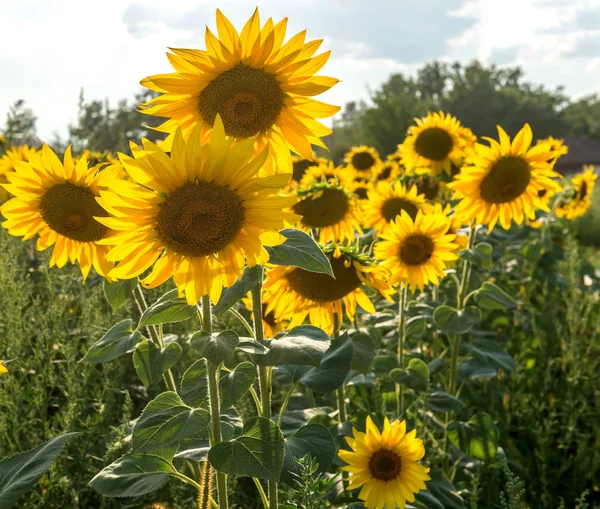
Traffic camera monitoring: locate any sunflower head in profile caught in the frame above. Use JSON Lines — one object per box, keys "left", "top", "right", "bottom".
{"left": 344, "top": 146, "right": 382, "bottom": 178}
{"left": 291, "top": 154, "right": 329, "bottom": 183}
{"left": 339, "top": 416, "right": 430, "bottom": 509}
{"left": 555, "top": 165, "right": 597, "bottom": 220}
{"left": 0, "top": 145, "right": 118, "bottom": 280}
{"left": 448, "top": 124, "right": 562, "bottom": 232}
{"left": 536, "top": 136, "right": 568, "bottom": 165}
{"left": 400, "top": 111, "right": 465, "bottom": 175}
{"left": 362, "top": 181, "right": 426, "bottom": 234}
{"left": 96, "top": 117, "right": 299, "bottom": 305}
{"left": 292, "top": 179, "right": 363, "bottom": 244}
{"left": 374, "top": 210, "right": 459, "bottom": 291}
{"left": 241, "top": 292, "right": 287, "bottom": 338}
{"left": 140, "top": 8, "right": 340, "bottom": 176}
{"left": 297, "top": 161, "right": 355, "bottom": 191}
{"left": 263, "top": 244, "right": 393, "bottom": 334}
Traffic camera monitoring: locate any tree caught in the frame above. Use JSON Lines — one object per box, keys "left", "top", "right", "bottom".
{"left": 3, "top": 100, "right": 38, "bottom": 146}
{"left": 562, "top": 95, "right": 600, "bottom": 140}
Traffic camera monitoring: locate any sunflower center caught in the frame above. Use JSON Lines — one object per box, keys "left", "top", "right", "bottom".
{"left": 292, "top": 159, "right": 312, "bottom": 182}
{"left": 284, "top": 255, "right": 362, "bottom": 302}
{"left": 39, "top": 182, "right": 108, "bottom": 242}
{"left": 293, "top": 188, "right": 349, "bottom": 228}
{"left": 479, "top": 156, "right": 531, "bottom": 204}
{"left": 414, "top": 127, "right": 454, "bottom": 161}
{"left": 416, "top": 177, "right": 440, "bottom": 200}
{"left": 369, "top": 449, "right": 402, "bottom": 481}
{"left": 381, "top": 198, "right": 418, "bottom": 222}
{"left": 199, "top": 64, "right": 284, "bottom": 138}
{"left": 378, "top": 166, "right": 392, "bottom": 181}
{"left": 352, "top": 152, "right": 376, "bottom": 171}
{"left": 354, "top": 187, "right": 369, "bottom": 199}
{"left": 156, "top": 181, "right": 244, "bottom": 257}
{"left": 400, "top": 234, "right": 434, "bottom": 266}
{"left": 579, "top": 181, "right": 588, "bottom": 200}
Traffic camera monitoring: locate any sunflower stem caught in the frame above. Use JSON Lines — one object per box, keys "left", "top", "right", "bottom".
{"left": 395, "top": 284, "right": 408, "bottom": 419}
{"left": 333, "top": 314, "right": 347, "bottom": 425}
{"left": 202, "top": 295, "right": 228, "bottom": 509}
{"left": 251, "top": 266, "right": 278, "bottom": 509}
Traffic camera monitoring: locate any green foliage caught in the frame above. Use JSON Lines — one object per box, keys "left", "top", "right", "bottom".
{"left": 281, "top": 455, "right": 338, "bottom": 509}
{"left": 2, "top": 100, "right": 37, "bottom": 146}
{"left": 499, "top": 459, "right": 526, "bottom": 509}
{"left": 265, "top": 228, "right": 334, "bottom": 276}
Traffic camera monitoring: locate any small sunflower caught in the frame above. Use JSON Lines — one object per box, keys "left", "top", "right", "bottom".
{"left": 537, "top": 136, "right": 568, "bottom": 165}
{"left": 362, "top": 181, "right": 426, "bottom": 233}
{"left": 352, "top": 177, "right": 375, "bottom": 200}
{"left": 297, "top": 161, "right": 355, "bottom": 191}
{"left": 292, "top": 180, "right": 363, "bottom": 244}
{"left": 0, "top": 360, "right": 7, "bottom": 375}
{"left": 97, "top": 118, "right": 298, "bottom": 305}
{"left": 263, "top": 246, "right": 393, "bottom": 334}
{"left": 375, "top": 161, "right": 402, "bottom": 182}
{"left": 140, "top": 9, "right": 340, "bottom": 175}
{"left": 345, "top": 146, "right": 382, "bottom": 178}
{"left": 555, "top": 165, "right": 597, "bottom": 220}
{"left": 1, "top": 145, "right": 117, "bottom": 280}
{"left": 386, "top": 150, "right": 402, "bottom": 167}
{"left": 413, "top": 175, "right": 443, "bottom": 201}
{"left": 241, "top": 292, "right": 287, "bottom": 338}
{"left": 374, "top": 210, "right": 459, "bottom": 291}
{"left": 0, "top": 144, "right": 38, "bottom": 202}
{"left": 292, "top": 154, "right": 328, "bottom": 183}
{"left": 339, "top": 416, "right": 430, "bottom": 509}
{"left": 77, "top": 149, "right": 118, "bottom": 167}
{"left": 448, "top": 124, "right": 562, "bottom": 232}
{"left": 400, "top": 111, "right": 465, "bottom": 175}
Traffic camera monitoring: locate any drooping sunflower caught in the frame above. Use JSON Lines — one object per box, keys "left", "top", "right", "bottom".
{"left": 362, "top": 181, "right": 426, "bottom": 233}
{"left": 292, "top": 180, "right": 363, "bottom": 244}
{"left": 140, "top": 9, "right": 340, "bottom": 175}
{"left": 374, "top": 210, "right": 459, "bottom": 291}
{"left": 555, "top": 165, "right": 597, "bottom": 220}
{"left": 97, "top": 118, "right": 298, "bottom": 305}
{"left": 0, "top": 145, "right": 117, "bottom": 280}
{"left": 241, "top": 292, "right": 287, "bottom": 338}
{"left": 448, "top": 124, "right": 562, "bottom": 232}
{"left": 297, "top": 161, "right": 355, "bottom": 191}
{"left": 291, "top": 154, "right": 328, "bottom": 183}
{"left": 339, "top": 416, "right": 430, "bottom": 509}
{"left": 0, "top": 144, "right": 39, "bottom": 202}
{"left": 263, "top": 245, "right": 393, "bottom": 334}
{"left": 536, "top": 136, "right": 568, "bottom": 165}
{"left": 345, "top": 146, "right": 382, "bottom": 178}
{"left": 400, "top": 111, "right": 465, "bottom": 175}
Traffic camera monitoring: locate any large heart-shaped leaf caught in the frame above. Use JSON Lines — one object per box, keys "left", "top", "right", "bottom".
{"left": 83, "top": 319, "right": 143, "bottom": 364}
{"left": 138, "top": 290, "right": 197, "bottom": 328}
{"left": 351, "top": 333, "right": 375, "bottom": 373}
{"left": 180, "top": 359, "right": 209, "bottom": 407}
{"left": 425, "top": 391, "right": 462, "bottom": 413}
{"left": 265, "top": 228, "right": 333, "bottom": 276}
{"left": 255, "top": 325, "right": 330, "bottom": 367}
{"left": 208, "top": 417, "right": 285, "bottom": 482}
{"left": 462, "top": 340, "right": 516, "bottom": 372}
{"left": 191, "top": 330, "right": 239, "bottom": 365}
{"left": 220, "top": 362, "right": 257, "bottom": 409}
{"left": 213, "top": 266, "right": 263, "bottom": 316}
{"left": 133, "top": 340, "right": 182, "bottom": 387}
{"left": 474, "top": 282, "right": 517, "bottom": 310}
{"left": 281, "top": 424, "right": 336, "bottom": 484}
{"left": 390, "top": 358, "right": 429, "bottom": 392}
{"left": 103, "top": 279, "right": 138, "bottom": 312}
{"left": 433, "top": 306, "right": 480, "bottom": 335}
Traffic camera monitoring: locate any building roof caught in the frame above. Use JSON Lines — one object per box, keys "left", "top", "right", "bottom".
{"left": 555, "top": 136, "right": 600, "bottom": 173}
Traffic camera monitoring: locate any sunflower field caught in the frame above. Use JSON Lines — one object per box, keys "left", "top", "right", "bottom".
{"left": 1, "top": 8, "right": 599, "bottom": 509}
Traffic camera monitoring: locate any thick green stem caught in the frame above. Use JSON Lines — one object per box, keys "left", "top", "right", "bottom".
{"left": 202, "top": 295, "right": 228, "bottom": 509}
{"left": 333, "top": 314, "right": 346, "bottom": 424}
{"left": 396, "top": 284, "right": 408, "bottom": 418}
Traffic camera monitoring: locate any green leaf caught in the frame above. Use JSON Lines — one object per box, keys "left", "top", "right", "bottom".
{"left": 133, "top": 340, "right": 182, "bottom": 387}
{"left": 89, "top": 453, "right": 176, "bottom": 497}
{"left": 190, "top": 330, "right": 239, "bottom": 365}
{"left": 237, "top": 338, "right": 270, "bottom": 355}
{"left": 133, "top": 392, "right": 210, "bottom": 454}
{"left": 138, "top": 291, "right": 197, "bottom": 328}
{"left": 265, "top": 228, "right": 333, "bottom": 276}
{"left": 433, "top": 306, "right": 480, "bottom": 335}
{"left": 351, "top": 333, "right": 375, "bottom": 373}
{"left": 474, "top": 282, "right": 517, "bottom": 310}
{"left": 390, "top": 359, "right": 429, "bottom": 392}
{"left": 255, "top": 325, "right": 330, "bottom": 367}
{"left": 83, "top": 319, "right": 142, "bottom": 364}
{"left": 277, "top": 407, "right": 332, "bottom": 436}
{"left": 0, "top": 433, "right": 78, "bottom": 509}
{"left": 180, "top": 359, "right": 209, "bottom": 407}
{"left": 447, "top": 413, "right": 497, "bottom": 461}
{"left": 474, "top": 242, "right": 492, "bottom": 269}
{"left": 213, "top": 266, "right": 262, "bottom": 316}
{"left": 103, "top": 279, "right": 138, "bottom": 312}
{"left": 281, "top": 425, "right": 335, "bottom": 484}
{"left": 406, "top": 315, "right": 427, "bottom": 338}
{"left": 415, "top": 468, "right": 465, "bottom": 509}
{"left": 220, "top": 362, "right": 257, "bottom": 409}
{"left": 463, "top": 340, "right": 516, "bottom": 373}
{"left": 425, "top": 391, "right": 462, "bottom": 413}
{"left": 208, "top": 417, "right": 285, "bottom": 482}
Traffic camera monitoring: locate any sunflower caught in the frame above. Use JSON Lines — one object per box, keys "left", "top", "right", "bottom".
{"left": 0, "top": 360, "right": 7, "bottom": 375}
{"left": 448, "top": 124, "right": 562, "bottom": 232}
{"left": 0, "top": 145, "right": 117, "bottom": 280}
{"left": 362, "top": 181, "right": 426, "bottom": 233}
{"left": 422, "top": 202, "right": 468, "bottom": 249}
{"left": 297, "top": 161, "right": 355, "bottom": 191}
{"left": 352, "top": 177, "right": 374, "bottom": 200}
{"left": 400, "top": 111, "right": 465, "bottom": 175}
{"left": 292, "top": 180, "right": 363, "bottom": 244}
{"left": 374, "top": 210, "right": 459, "bottom": 291}
{"left": 241, "top": 292, "right": 287, "bottom": 338}
{"left": 345, "top": 146, "right": 382, "bottom": 178}
{"left": 0, "top": 144, "right": 38, "bottom": 202}
{"left": 375, "top": 161, "right": 402, "bottom": 182}
{"left": 140, "top": 9, "right": 340, "bottom": 176}
{"left": 537, "top": 136, "right": 568, "bottom": 165}
{"left": 96, "top": 118, "right": 298, "bottom": 305}
{"left": 263, "top": 246, "right": 393, "bottom": 334}
{"left": 555, "top": 165, "right": 597, "bottom": 220}
{"left": 77, "top": 149, "right": 118, "bottom": 167}
{"left": 339, "top": 416, "right": 430, "bottom": 509}
{"left": 292, "top": 154, "right": 328, "bottom": 183}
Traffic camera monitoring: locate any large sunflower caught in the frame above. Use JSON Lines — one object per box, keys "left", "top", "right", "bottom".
{"left": 96, "top": 118, "right": 298, "bottom": 305}
{"left": 297, "top": 161, "right": 355, "bottom": 191}
{"left": 263, "top": 246, "right": 392, "bottom": 334}
{"left": 1, "top": 145, "right": 117, "bottom": 280}
{"left": 555, "top": 165, "right": 597, "bottom": 220}
{"left": 292, "top": 180, "right": 363, "bottom": 244}
{"left": 448, "top": 124, "right": 562, "bottom": 232}
{"left": 140, "top": 9, "right": 340, "bottom": 175}
{"left": 362, "top": 181, "right": 426, "bottom": 233}
{"left": 339, "top": 416, "right": 430, "bottom": 509}
{"left": 345, "top": 146, "right": 382, "bottom": 178}
{"left": 400, "top": 111, "right": 465, "bottom": 175}
{"left": 374, "top": 210, "right": 459, "bottom": 291}
{"left": 0, "top": 144, "right": 38, "bottom": 202}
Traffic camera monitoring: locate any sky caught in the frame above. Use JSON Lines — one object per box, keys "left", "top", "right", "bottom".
{"left": 1, "top": 0, "right": 599, "bottom": 141}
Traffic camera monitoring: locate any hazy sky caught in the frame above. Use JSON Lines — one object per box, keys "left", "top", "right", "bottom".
{"left": 1, "top": 0, "right": 599, "bottom": 140}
